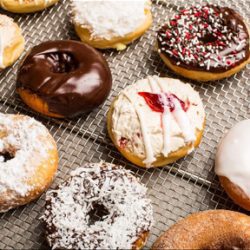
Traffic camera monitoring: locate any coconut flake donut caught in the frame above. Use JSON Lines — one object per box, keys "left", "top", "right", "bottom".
{"left": 107, "top": 76, "right": 205, "bottom": 168}
{"left": 215, "top": 119, "right": 250, "bottom": 211}
{"left": 152, "top": 210, "right": 250, "bottom": 249}
{"left": 41, "top": 162, "right": 153, "bottom": 250}
{"left": 0, "top": 0, "right": 59, "bottom": 13}
{"left": 157, "top": 5, "right": 250, "bottom": 81}
{"left": 71, "top": 0, "right": 153, "bottom": 50}
{"left": 0, "top": 14, "right": 25, "bottom": 70}
{"left": 0, "top": 113, "right": 58, "bottom": 213}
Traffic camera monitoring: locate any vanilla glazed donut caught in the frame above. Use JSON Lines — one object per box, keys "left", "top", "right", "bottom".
{"left": 0, "top": 14, "right": 25, "bottom": 70}
{"left": 157, "top": 5, "right": 250, "bottom": 81}
{"left": 152, "top": 210, "right": 250, "bottom": 249}
{"left": 0, "top": 0, "right": 59, "bottom": 13}
{"left": 215, "top": 119, "right": 250, "bottom": 211}
{"left": 71, "top": 0, "right": 153, "bottom": 50}
{"left": 107, "top": 76, "right": 205, "bottom": 168}
{"left": 0, "top": 113, "right": 58, "bottom": 213}
{"left": 41, "top": 162, "right": 153, "bottom": 250}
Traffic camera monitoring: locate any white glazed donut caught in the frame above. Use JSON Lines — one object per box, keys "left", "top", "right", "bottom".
{"left": 41, "top": 162, "right": 153, "bottom": 250}
{"left": 0, "top": 113, "right": 58, "bottom": 213}
{"left": 71, "top": 0, "right": 153, "bottom": 50}
{"left": 215, "top": 119, "right": 250, "bottom": 210}
{"left": 107, "top": 76, "right": 205, "bottom": 168}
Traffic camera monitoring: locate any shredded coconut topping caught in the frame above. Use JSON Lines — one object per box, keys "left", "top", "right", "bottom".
{"left": 0, "top": 113, "right": 54, "bottom": 197}
{"left": 41, "top": 162, "right": 153, "bottom": 249}
{"left": 71, "top": 0, "right": 151, "bottom": 40}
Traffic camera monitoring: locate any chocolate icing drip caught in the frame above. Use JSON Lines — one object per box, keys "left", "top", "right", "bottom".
{"left": 157, "top": 5, "right": 250, "bottom": 73}
{"left": 17, "top": 40, "right": 112, "bottom": 117}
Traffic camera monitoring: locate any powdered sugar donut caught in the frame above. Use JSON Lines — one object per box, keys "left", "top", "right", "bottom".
{"left": 157, "top": 5, "right": 250, "bottom": 81}
{"left": 215, "top": 119, "right": 250, "bottom": 211}
{"left": 107, "top": 76, "right": 205, "bottom": 168}
{"left": 0, "top": 0, "right": 59, "bottom": 13}
{"left": 0, "top": 113, "right": 58, "bottom": 213}
{"left": 71, "top": 0, "right": 152, "bottom": 50}
{"left": 0, "top": 14, "right": 25, "bottom": 70}
{"left": 41, "top": 162, "right": 153, "bottom": 249}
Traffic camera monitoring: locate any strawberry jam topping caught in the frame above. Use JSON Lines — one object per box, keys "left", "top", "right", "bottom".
{"left": 138, "top": 92, "right": 190, "bottom": 113}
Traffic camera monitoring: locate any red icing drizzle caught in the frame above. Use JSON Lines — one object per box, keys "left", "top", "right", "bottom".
{"left": 138, "top": 92, "right": 190, "bottom": 113}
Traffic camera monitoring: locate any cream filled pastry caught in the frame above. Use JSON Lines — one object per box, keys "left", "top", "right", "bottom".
{"left": 0, "top": 0, "right": 59, "bottom": 13}
{"left": 0, "top": 14, "right": 25, "bottom": 70}
{"left": 215, "top": 119, "right": 250, "bottom": 211}
{"left": 71, "top": 0, "right": 152, "bottom": 50}
{"left": 107, "top": 76, "right": 205, "bottom": 168}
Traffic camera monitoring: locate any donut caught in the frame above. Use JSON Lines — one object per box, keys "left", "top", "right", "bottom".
{"left": 0, "top": 113, "right": 58, "bottom": 213}
{"left": 152, "top": 210, "right": 250, "bottom": 249}
{"left": 71, "top": 0, "right": 152, "bottom": 50}
{"left": 17, "top": 40, "right": 112, "bottom": 118}
{"left": 0, "top": 14, "right": 25, "bottom": 70}
{"left": 215, "top": 119, "right": 250, "bottom": 211}
{"left": 41, "top": 162, "right": 153, "bottom": 249}
{"left": 157, "top": 5, "right": 250, "bottom": 81}
{"left": 0, "top": 0, "right": 59, "bottom": 13}
{"left": 107, "top": 76, "right": 205, "bottom": 168}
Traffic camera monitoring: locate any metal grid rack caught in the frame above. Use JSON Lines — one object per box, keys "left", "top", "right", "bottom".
{"left": 0, "top": 0, "right": 249, "bottom": 249}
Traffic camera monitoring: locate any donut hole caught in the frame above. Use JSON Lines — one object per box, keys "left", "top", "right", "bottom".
{"left": 46, "top": 52, "right": 79, "bottom": 73}
{"left": 88, "top": 202, "right": 110, "bottom": 225}
{"left": 0, "top": 151, "right": 14, "bottom": 162}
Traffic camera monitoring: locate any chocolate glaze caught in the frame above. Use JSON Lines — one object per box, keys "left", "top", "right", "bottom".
{"left": 17, "top": 40, "right": 112, "bottom": 117}
{"left": 157, "top": 5, "right": 250, "bottom": 73}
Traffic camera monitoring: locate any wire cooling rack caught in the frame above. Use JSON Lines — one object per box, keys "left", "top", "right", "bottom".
{"left": 0, "top": 0, "right": 249, "bottom": 249}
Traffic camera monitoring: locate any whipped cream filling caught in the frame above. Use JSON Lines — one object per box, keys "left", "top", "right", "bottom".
{"left": 112, "top": 76, "right": 205, "bottom": 167}
{"left": 215, "top": 119, "right": 250, "bottom": 197}
{"left": 71, "top": 0, "right": 150, "bottom": 40}
{"left": 0, "top": 15, "right": 17, "bottom": 69}
{"left": 111, "top": 76, "right": 205, "bottom": 167}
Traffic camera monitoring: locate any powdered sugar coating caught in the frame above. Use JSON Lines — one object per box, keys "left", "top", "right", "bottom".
{"left": 42, "top": 162, "right": 153, "bottom": 249}
{"left": 71, "top": 0, "right": 151, "bottom": 40}
{"left": 0, "top": 113, "right": 55, "bottom": 199}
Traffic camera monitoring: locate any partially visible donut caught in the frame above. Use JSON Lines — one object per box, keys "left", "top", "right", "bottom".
{"left": 17, "top": 40, "right": 112, "bottom": 118}
{"left": 152, "top": 210, "right": 250, "bottom": 249}
{"left": 215, "top": 119, "right": 250, "bottom": 211}
{"left": 0, "top": 0, "right": 59, "bottom": 13}
{"left": 71, "top": 0, "right": 152, "bottom": 50}
{"left": 41, "top": 162, "right": 153, "bottom": 249}
{"left": 0, "top": 14, "right": 25, "bottom": 70}
{"left": 0, "top": 113, "right": 58, "bottom": 213}
{"left": 157, "top": 5, "right": 250, "bottom": 81}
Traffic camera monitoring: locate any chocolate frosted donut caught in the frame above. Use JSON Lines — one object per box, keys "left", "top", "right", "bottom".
{"left": 157, "top": 5, "right": 250, "bottom": 81}
{"left": 17, "top": 40, "right": 112, "bottom": 118}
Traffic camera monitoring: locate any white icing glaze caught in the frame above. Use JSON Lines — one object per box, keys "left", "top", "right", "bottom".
{"left": 0, "top": 113, "right": 54, "bottom": 197}
{"left": 215, "top": 119, "right": 250, "bottom": 197}
{"left": 0, "top": 15, "right": 17, "bottom": 69}
{"left": 41, "top": 162, "right": 153, "bottom": 249}
{"left": 71, "top": 0, "right": 150, "bottom": 40}
{"left": 111, "top": 76, "right": 205, "bottom": 166}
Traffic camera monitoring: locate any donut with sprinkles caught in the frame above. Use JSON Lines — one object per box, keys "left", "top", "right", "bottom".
{"left": 157, "top": 5, "right": 250, "bottom": 81}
